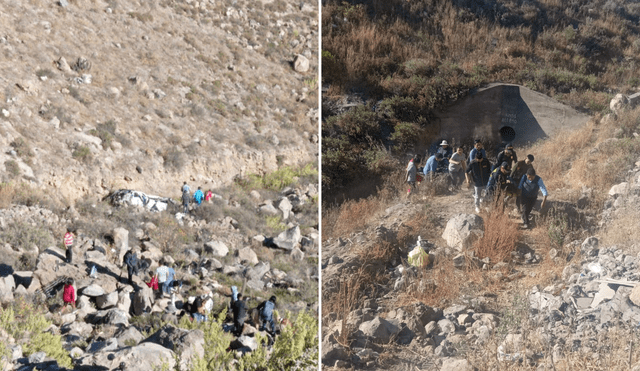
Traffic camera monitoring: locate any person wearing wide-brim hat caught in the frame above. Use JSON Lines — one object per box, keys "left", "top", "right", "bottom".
{"left": 436, "top": 140, "right": 452, "bottom": 173}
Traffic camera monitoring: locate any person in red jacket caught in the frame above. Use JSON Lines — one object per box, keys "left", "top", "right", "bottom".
{"left": 146, "top": 273, "right": 159, "bottom": 291}
{"left": 205, "top": 189, "right": 213, "bottom": 202}
{"left": 61, "top": 278, "right": 76, "bottom": 313}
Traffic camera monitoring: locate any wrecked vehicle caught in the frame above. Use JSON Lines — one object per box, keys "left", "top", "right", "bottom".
{"left": 107, "top": 189, "right": 175, "bottom": 212}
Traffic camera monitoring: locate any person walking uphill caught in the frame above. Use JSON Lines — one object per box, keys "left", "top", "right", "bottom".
{"left": 486, "top": 162, "right": 516, "bottom": 211}
{"left": 156, "top": 262, "right": 176, "bottom": 297}
{"left": 63, "top": 228, "right": 74, "bottom": 264}
{"left": 511, "top": 154, "right": 535, "bottom": 212}
{"left": 466, "top": 152, "right": 492, "bottom": 213}
{"left": 193, "top": 187, "right": 204, "bottom": 208}
{"left": 61, "top": 278, "right": 76, "bottom": 314}
{"left": 232, "top": 293, "right": 247, "bottom": 336}
{"left": 257, "top": 295, "right": 277, "bottom": 336}
{"left": 519, "top": 168, "right": 548, "bottom": 229}
{"left": 424, "top": 153, "right": 444, "bottom": 181}
{"left": 181, "top": 189, "right": 190, "bottom": 214}
{"left": 123, "top": 248, "right": 139, "bottom": 285}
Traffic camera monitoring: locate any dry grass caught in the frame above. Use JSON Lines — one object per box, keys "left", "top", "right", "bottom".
{"left": 322, "top": 196, "right": 383, "bottom": 240}
{"left": 474, "top": 207, "right": 522, "bottom": 263}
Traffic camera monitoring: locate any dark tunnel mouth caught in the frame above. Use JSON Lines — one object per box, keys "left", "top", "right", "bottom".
{"left": 499, "top": 126, "right": 516, "bottom": 143}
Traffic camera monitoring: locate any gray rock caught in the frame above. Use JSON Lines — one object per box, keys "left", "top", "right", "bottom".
{"left": 290, "top": 247, "right": 305, "bottom": 261}
{"left": 117, "top": 289, "right": 132, "bottom": 312}
{"left": 591, "top": 283, "right": 616, "bottom": 308}
{"left": 581, "top": 236, "right": 599, "bottom": 257}
{"left": 116, "top": 326, "right": 145, "bottom": 348}
{"left": 77, "top": 342, "right": 175, "bottom": 370}
{"left": 114, "top": 227, "right": 129, "bottom": 265}
{"left": 442, "top": 214, "right": 484, "bottom": 251}
{"left": 443, "top": 304, "right": 467, "bottom": 317}
{"left": 246, "top": 262, "right": 270, "bottom": 280}
{"left": 141, "top": 324, "right": 204, "bottom": 370}
{"left": 82, "top": 284, "right": 106, "bottom": 297}
{"left": 425, "top": 321, "right": 438, "bottom": 335}
{"left": 358, "top": 317, "right": 400, "bottom": 344}
{"left": 259, "top": 202, "right": 279, "bottom": 215}
{"left": 229, "top": 335, "right": 258, "bottom": 351}
{"left": 0, "top": 275, "right": 16, "bottom": 303}
{"left": 278, "top": 197, "right": 293, "bottom": 219}
{"left": 246, "top": 278, "right": 265, "bottom": 292}
{"left": 204, "top": 240, "right": 229, "bottom": 257}
{"left": 96, "top": 291, "right": 119, "bottom": 309}
{"left": 88, "top": 337, "right": 118, "bottom": 353}
{"left": 437, "top": 319, "right": 456, "bottom": 334}
{"left": 293, "top": 54, "right": 310, "bottom": 73}
{"left": 441, "top": 358, "right": 476, "bottom": 371}
{"left": 236, "top": 247, "right": 259, "bottom": 266}
{"left": 273, "top": 226, "right": 301, "bottom": 251}
{"left": 132, "top": 285, "right": 154, "bottom": 316}
{"left": 28, "top": 351, "right": 46, "bottom": 363}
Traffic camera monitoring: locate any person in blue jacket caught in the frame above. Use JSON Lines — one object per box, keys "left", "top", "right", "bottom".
{"left": 518, "top": 167, "right": 548, "bottom": 229}
{"left": 257, "top": 295, "right": 277, "bottom": 336}
{"left": 468, "top": 139, "right": 487, "bottom": 165}
{"left": 193, "top": 187, "right": 204, "bottom": 208}
{"left": 423, "top": 153, "right": 444, "bottom": 181}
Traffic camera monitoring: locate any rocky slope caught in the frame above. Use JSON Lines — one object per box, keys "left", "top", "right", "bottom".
{"left": 321, "top": 97, "right": 640, "bottom": 370}
{"left": 0, "top": 180, "right": 318, "bottom": 370}
{"left": 0, "top": 0, "right": 318, "bottom": 202}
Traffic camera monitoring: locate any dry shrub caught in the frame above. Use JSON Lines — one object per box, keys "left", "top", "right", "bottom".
{"left": 323, "top": 197, "right": 382, "bottom": 239}
{"left": 400, "top": 259, "right": 463, "bottom": 308}
{"left": 474, "top": 208, "right": 521, "bottom": 263}
{"left": 396, "top": 207, "right": 440, "bottom": 246}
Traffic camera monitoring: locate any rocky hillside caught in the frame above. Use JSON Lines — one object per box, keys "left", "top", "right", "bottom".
{"left": 0, "top": 0, "right": 319, "bottom": 369}
{"left": 0, "top": 0, "right": 318, "bottom": 202}
{"left": 321, "top": 96, "right": 640, "bottom": 370}
{"left": 0, "top": 178, "right": 319, "bottom": 370}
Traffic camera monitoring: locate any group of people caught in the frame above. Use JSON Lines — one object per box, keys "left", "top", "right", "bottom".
{"left": 181, "top": 181, "right": 214, "bottom": 214}
{"left": 406, "top": 139, "right": 549, "bottom": 229}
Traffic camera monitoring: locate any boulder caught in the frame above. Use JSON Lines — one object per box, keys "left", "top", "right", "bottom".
{"left": 204, "top": 241, "right": 229, "bottom": 257}
{"left": 630, "top": 285, "right": 640, "bottom": 307}
{"left": 293, "top": 54, "right": 310, "bottom": 73}
{"left": 441, "top": 358, "right": 476, "bottom": 371}
{"left": 273, "top": 226, "right": 301, "bottom": 251}
{"left": 77, "top": 342, "right": 175, "bottom": 370}
{"left": 141, "top": 325, "right": 204, "bottom": 370}
{"left": 610, "top": 93, "right": 629, "bottom": 113}
{"left": 246, "top": 262, "right": 270, "bottom": 280}
{"left": 116, "top": 326, "right": 145, "bottom": 348}
{"left": 236, "top": 247, "right": 259, "bottom": 266}
{"left": 82, "top": 284, "right": 106, "bottom": 297}
{"left": 609, "top": 182, "right": 629, "bottom": 197}
{"left": 442, "top": 214, "right": 484, "bottom": 251}
{"left": 132, "top": 285, "right": 155, "bottom": 316}
{"left": 358, "top": 317, "right": 400, "bottom": 344}
{"left": 113, "top": 227, "right": 129, "bottom": 264}
{"left": 278, "top": 197, "right": 293, "bottom": 219}
{"left": 229, "top": 335, "right": 258, "bottom": 352}
{"left": 117, "top": 288, "right": 133, "bottom": 312}
{"left": 290, "top": 247, "right": 305, "bottom": 261}
{"left": 96, "top": 291, "right": 119, "bottom": 309}
{"left": 0, "top": 275, "right": 16, "bottom": 303}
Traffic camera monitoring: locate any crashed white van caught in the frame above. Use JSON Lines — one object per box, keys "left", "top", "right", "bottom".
{"left": 107, "top": 189, "right": 175, "bottom": 212}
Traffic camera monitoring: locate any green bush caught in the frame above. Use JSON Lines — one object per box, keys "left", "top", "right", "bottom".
{"left": 0, "top": 221, "right": 54, "bottom": 254}
{"left": 72, "top": 145, "right": 91, "bottom": 161}
{"left": 0, "top": 299, "right": 72, "bottom": 368}
{"left": 390, "top": 122, "right": 421, "bottom": 152}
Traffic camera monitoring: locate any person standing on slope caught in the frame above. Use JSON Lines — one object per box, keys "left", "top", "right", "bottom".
{"left": 466, "top": 152, "right": 492, "bottom": 213}
{"left": 405, "top": 154, "right": 421, "bottom": 196}
{"left": 519, "top": 167, "right": 548, "bottom": 229}
{"left": 193, "top": 187, "right": 204, "bottom": 209}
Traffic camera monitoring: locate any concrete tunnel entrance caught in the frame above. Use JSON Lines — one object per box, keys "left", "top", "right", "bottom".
{"left": 425, "top": 83, "right": 591, "bottom": 152}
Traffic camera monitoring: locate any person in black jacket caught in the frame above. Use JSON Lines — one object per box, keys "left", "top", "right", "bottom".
{"left": 123, "top": 248, "right": 139, "bottom": 285}
{"left": 493, "top": 143, "right": 518, "bottom": 171}
{"left": 466, "top": 152, "right": 492, "bottom": 213}
{"left": 231, "top": 293, "right": 247, "bottom": 336}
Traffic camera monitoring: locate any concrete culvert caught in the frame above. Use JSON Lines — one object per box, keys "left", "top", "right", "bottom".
{"left": 499, "top": 125, "right": 516, "bottom": 143}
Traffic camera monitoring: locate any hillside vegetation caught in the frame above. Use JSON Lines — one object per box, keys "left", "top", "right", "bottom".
{"left": 322, "top": 0, "right": 640, "bottom": 200}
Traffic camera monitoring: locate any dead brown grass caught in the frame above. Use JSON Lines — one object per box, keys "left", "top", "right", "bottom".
{"left": 322, "top": 196, "right": 384, "bottom": 240}
{"left": 474, "top": 207, "right": 522, "bottom": 263}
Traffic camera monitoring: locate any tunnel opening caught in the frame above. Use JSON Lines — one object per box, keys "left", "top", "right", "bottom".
{"left": 499, "top": 125, "right": 516, "bottom": 143}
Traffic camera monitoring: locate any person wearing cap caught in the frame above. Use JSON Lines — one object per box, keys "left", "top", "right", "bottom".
{"left": 423, "top": 153, "right": 444, "bottom": 181}
{"left": 519, "top": 167, "right": 548, "bottom": 229}
{"left": 486, "top": 161, "right": 516, "bottom": 210}
{"left": 436, "top": 140, "right": 453, "bottom": 172}
{"left": 511, "top": 154, "right": 535, "bottom": 212}
{"left": 466, "top": 151, "right": 492, "bottom": 213}
{"left": 405, "top": 154, "right": 421, "bottom": 195}
{"left": 448, "top": 147, "right": 466, "bottom": 188}
{"left": 493, "top": 143, "right": 518, "bottom": 172}
{"left": 468, "top": 139, "right": 487, "bottom": 165}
